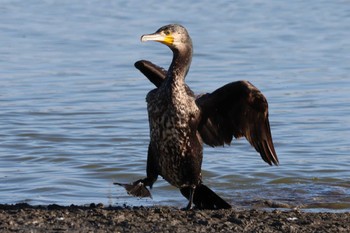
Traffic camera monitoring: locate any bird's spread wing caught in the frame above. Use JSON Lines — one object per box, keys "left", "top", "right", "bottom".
{"left": 134, "top": 60, "right": 278, "bottom": 166}
{"left": 196, "top": 81, "right": 278, "bottom": 166}
{"left": 134, "top": 60, "right": 166, "bottom": 87}
{"left": 135, "top": 60, "right": 195, "bottom": 97}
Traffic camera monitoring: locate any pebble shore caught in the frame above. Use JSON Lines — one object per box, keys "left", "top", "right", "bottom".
{"left": 1, "top": 203, "right": 349, "bottom": 232}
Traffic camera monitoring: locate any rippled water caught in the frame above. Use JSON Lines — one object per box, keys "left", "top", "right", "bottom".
{"left": 1, "top": 0, "right": 350, "bottom": 212}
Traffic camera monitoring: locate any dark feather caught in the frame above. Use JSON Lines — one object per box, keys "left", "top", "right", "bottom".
{"left": 180, "top": 184, "right": 231, "bottom": 210}
{"left": 134, "top": 60, "right": 166, "bottom": 87}
{"left": 196, "top": 81, "right": 279, "bottom": 165}
{"left": 135, "top": 60, "right": 195, "bottom": 97}
{"left": 134, "top": 60, "right": 278, "bottom": 166}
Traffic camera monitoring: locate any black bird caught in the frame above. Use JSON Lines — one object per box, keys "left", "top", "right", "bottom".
{"left": 115, "top": 24, "right": 278, "bottom": 210}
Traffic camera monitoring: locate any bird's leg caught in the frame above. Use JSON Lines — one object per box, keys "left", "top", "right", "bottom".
{"left": 185, "top": 186, "right": 196, "bottom": 210}
{"left": 115, "top": 143, "right": 159, "bottom": 198}
{"left": 133, "top": 177, "right": 154, "bottom": 189}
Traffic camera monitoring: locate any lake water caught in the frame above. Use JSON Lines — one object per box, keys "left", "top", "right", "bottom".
{"left": 1, "top": 0, "right": 349, "bottom": 212}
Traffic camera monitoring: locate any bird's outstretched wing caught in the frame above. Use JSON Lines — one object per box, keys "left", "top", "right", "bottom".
{"left": 196, "top": 81, "right": 278, "bottom": 165}
{"left": 135, "top": 60, "right": 166, "bottom": 87}
{"left": 135, "top": 60, "right": 195, "bottom": 96}
{"left": 134, "top": 60, "right": 278, "bottom": 166}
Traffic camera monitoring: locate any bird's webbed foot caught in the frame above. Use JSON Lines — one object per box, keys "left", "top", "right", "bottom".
{"left": 114, "top": 178, "right": 153, "bottom": 198}
{"left": 183, "top": 186, "right": 196, "bottom": 210}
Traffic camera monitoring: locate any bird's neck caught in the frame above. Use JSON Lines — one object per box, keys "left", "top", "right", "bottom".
{"left": 166, "top": 46, "right": 192, "bottom": 88}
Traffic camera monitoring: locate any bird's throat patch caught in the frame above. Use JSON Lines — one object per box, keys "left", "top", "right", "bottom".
{"left": 162, "top": 35, "right": 174, "bottom": 46}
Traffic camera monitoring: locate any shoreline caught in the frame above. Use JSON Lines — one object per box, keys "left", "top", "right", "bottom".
{"left": 1, "top": 203, "right": 349, "bottom": 232}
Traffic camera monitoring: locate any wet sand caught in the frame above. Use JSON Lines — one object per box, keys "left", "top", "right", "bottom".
{"left": 0, "top": 203, "right": 349, "bottom": 232}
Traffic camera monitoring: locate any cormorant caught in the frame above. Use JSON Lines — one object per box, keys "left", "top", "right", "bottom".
{"left": 115, "top": 24, "right": 278, "bottom": 210}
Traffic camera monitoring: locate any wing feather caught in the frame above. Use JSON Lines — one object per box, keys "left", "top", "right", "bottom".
{"left": 134, "top": 60, "right": 278, "bottom": 166}
{"left": 134, "top": 60, "right": 166, "bottom": 87}
{"left": 197, "top": 81, "right": 278, "bottom": 165}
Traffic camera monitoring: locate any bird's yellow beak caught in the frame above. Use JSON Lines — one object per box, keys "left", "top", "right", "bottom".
{"left": 141, "top": 32, "right": 174, "bottom": 46}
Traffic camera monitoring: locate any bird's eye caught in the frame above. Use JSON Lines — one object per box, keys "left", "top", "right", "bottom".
{"left": 164, "top": 30, "right": 170, "bottom": 35}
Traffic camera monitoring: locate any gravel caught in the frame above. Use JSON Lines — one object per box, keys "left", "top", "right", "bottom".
{"left": 0, "top": 203, "right": 349, "bottom": 232}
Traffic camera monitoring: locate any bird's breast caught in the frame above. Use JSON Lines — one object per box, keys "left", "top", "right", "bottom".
{"left": 146, "top": 87, "right": 202, "bottom": 187}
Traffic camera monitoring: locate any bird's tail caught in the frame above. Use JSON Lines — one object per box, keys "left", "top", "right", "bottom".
{"left": 180, "top": 184, "right": 231, "bottom": 210}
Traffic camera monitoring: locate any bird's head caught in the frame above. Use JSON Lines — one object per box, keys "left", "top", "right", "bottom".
{"left": 141, "top": 24, "right": 192, "bottom": 52}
